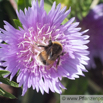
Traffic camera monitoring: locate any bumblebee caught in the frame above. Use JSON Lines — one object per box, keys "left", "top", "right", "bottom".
{"left": 37, "top": 39, "right": 65, "bottom": 68}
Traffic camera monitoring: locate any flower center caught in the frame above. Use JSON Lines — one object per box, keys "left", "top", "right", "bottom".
{"left": 17, "top": 24, "right": 66, "bottom": 70}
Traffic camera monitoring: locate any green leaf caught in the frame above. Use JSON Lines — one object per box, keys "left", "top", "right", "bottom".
{"left": 0, "top": 77, "right": 19, "bottom": 88}
{"left": 13, "top": 19, "right": 23, "bottom": 29}
{"left": 0, "top": 87, "right": 16, "bottom": 99}
{"left": 17, "top": 0, "right": 31, "bottom": 11}
{"left": 0, "top": 70, "right": 9, "bottom": 77}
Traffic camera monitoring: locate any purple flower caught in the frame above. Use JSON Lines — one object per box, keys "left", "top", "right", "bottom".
{"left": 79, "top": 4, "right": 103, "bottom": 69}
{"left": 0, "top": 0, "right": 89, "bottom": 95}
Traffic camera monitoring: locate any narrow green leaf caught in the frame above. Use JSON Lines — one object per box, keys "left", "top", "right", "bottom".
{"left": 0, "top": 87, "right": 16, "bottom": 99}
{"left": 0, "top": 70, "right": 9, "bottom": 77}
{"left": 0, "top": 88, "right": 5, "bottom": 95}
{"left": 0, "top": 77, "right": 19, "bottom": 88}
{"left": 13, "top": 19, "right": 23, "bottom": 29}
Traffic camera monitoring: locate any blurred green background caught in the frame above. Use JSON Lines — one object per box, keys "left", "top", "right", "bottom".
{"left": 0, "top": 0, "right": 103, "bottom": 103}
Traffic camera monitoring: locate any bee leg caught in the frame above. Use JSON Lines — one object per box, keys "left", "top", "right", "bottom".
{"left": 35, "top": 40, "right": 52, "bottom": 48}
{"left": 56, "top": 56, "right": 60, "bottom": 68}
{"left": 39, "top": 39, "right": 52, "bottom": 50}
{"left": 48, "top": 39, "right": 53, "bottom": 46}
{"left": 35, "top": 43, "right": 47, "bottom": 48}
{"left": 56, "top": 52, "right": 66, "bottom": 68}
{"left": 60, "top": 52, "right": 66, "bottom": 56}
{"left": 35, "top": 43, "right": 45, "bottom": 47}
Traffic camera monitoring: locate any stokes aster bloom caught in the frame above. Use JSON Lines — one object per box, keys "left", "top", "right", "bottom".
{"left": 79, "top": 4, "right": 103, "bottom": 69}
{"left": 0, "top": 0, "right": 89, "bottom": 95}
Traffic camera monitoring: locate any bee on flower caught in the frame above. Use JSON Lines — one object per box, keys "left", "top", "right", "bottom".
{"left": 0, "top": 0, "right": 89, "bottom": 95}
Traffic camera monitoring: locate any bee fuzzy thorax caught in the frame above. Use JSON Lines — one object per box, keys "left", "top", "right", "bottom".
{"left": 52, "top": 41, "right": 62, "bottom": 47}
